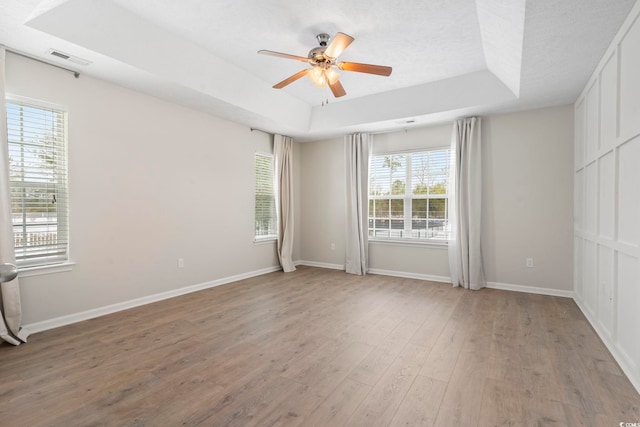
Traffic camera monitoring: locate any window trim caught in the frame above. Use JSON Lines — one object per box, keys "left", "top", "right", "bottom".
{"left": 6, "top": 94, "right": 71, "bottom": 269}
{"left": 368, "top": 146, "right": 451, "bottom": 244}
{"left": 18, "top": 261, "right": 76, "bottom": 278}
{"left": 253, "top": 236, "right": 277, "bottom": 244}
{"left": 369, "top": 238, "right": 447, "bottom": 248}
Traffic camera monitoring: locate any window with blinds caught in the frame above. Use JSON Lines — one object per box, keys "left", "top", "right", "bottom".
{"left": 254, "top": 152, "right": 277, "bottom": 239}
{"left": 369, "top": 148, "right": 451, "bottom": 241}
{"left": 7, "top": 99, "right": 69, "bottom": 266}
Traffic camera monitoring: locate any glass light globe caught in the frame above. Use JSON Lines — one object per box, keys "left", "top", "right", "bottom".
{"left": 308, "top": 67, "right": 326, "bottom": 87}
{"left": 325, "top": 68, "right": 340, "bottom": 85}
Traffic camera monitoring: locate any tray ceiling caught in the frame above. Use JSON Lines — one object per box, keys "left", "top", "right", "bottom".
{"left": 0, "top": 0, "right": 636, "bottom": 140}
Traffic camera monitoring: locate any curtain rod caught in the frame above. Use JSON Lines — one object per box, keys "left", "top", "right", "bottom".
{"left": 250, "top": 128, "right": 296, "bottom": 141}
{"left": 250, "top": 127, "right": 272, "bottom": 135}
{"left": 5, "top": 48, "right": 80, "bottom": 78}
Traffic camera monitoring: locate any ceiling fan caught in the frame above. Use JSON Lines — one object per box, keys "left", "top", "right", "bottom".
{"left": 258, "top": 32, "right": 392, "bottom": 98}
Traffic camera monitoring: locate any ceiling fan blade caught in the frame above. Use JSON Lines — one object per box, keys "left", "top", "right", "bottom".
{"left": 273, "top": 69, "right": 310, "bottom": 89}
{"left": 258, "top": 50, "right": 309, "bottom": 62}
{"left": 328, "top": 79, "right": 346, "bottom": 98}
{"left": 324, "top": 32, "right": 354, "bottom": 58}
{"left": 338, "top": 62, "right": 392, "bottom": 76}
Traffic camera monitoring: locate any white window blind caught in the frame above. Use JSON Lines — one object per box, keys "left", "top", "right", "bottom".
{"left": 7, "top": 99, "right": 69, "bottom": 266}
{"left": 255, "top": 152, "right": 277, "bottom": 239}
{"left": 369, "top": 148, "right": 451, "bottom": 241}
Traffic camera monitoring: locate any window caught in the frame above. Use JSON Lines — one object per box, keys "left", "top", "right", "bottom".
{"left": 254, "top": 152, "right": 277, "bottom": 240}
{"left": 369, "top": 148, "right": 451, "bottom": 242}
{"left": 7, "top": 98, "right": 69, "bottom": 267}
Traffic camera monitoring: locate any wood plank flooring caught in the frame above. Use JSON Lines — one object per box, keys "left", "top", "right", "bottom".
{"left": 0, "top": 266, "right": 638, "bottom": 426}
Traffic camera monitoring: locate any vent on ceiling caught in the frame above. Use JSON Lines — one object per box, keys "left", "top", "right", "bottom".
{"left": 397, "top": 119, "right": 416, "bottom": 125}
{"left": 47, "top": 49, "right": 91, "bottom": 66}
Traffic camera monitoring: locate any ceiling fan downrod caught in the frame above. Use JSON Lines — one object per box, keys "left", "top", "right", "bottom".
{"left": 316, "top": 33, "right": 330, "bottom": 47}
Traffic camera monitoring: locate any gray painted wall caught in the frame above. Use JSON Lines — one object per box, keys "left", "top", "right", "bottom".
{"left": 299, "top": 105, "right": 574, "bottom": 291}
{"left": 7, "top": 53, "right": 284, "bottom": 324}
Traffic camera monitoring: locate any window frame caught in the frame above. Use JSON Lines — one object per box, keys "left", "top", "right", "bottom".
{"left": 6, "top": 94, "right": 71, "bottom": 268}
{"left": 368, "top": 147, "right": 451, "bottom": 245}
{"left": 254, "top": 151, "right": 277, "bottom": 242}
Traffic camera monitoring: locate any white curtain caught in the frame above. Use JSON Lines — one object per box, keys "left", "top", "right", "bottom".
{"left": 0, "top": 46, "right": 29, "bottom": 345}
{"left": 345, "top": 133, "right": 371, "bottom": 275}
{"left": 448, "top": 117, "right": 485, "bottom": 290}
{"left": 274, "top": 134, "right": 296, "bottom": 272}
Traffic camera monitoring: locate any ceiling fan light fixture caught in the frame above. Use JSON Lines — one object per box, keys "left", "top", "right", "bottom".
{"left": 325, "top": 68, "right": 340, "bottom": 85}
{"left": 308, "top": 66, "right": 326, "bottom": 87}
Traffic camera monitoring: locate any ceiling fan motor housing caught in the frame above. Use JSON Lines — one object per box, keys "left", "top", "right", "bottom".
{"left": 308, "top": 46, "right": 333, "bottom": 68}
{"left": 309, "top": 33, "right": 336, "bottom": 68}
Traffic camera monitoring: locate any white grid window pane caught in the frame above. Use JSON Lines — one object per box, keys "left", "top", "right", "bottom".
{"left": 369, "top": 148, "right": 451, "bottom": 241}
{"left": 255, "top": 153, "right": 277, "bottom": 238}
{"left": 7, "top": 100, "right": 69, "bottom": 266}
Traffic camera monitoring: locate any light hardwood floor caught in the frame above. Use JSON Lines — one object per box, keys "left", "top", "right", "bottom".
{"left": 1, "top": 266, "right": 638, "bottom": 426}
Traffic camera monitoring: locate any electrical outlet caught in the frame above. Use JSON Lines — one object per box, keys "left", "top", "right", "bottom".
{"left": 526, "top": 258, "right": 534, "bottom": 268}
{"left": 178, "top": 258, "right": 184, "bottom": 269}
{"left": 330, "top": 243, "right": 335, "bottom": 251}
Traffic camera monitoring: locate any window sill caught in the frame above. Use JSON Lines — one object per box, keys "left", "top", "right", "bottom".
{"left": 369, "top": 239, "right": 448, "bottom": 249}
{"left": 254, "top": 237, "right": 277, "bottom": 245}
{"left": 18, "top": 261, "right": 75, "bottom": 278}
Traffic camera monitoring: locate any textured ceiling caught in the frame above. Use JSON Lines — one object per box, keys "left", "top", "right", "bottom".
{"left": 108, "top": 0, "right": 491, "bottom": 102}
{"left": 0, "top": 0, "right": 637, "bottom": 140}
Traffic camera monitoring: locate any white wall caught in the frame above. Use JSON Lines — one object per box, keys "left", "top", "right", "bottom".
{"left": 6, "top": 53, "right": 284, "bottom": 325}
{"left": 482, "top": 106, "right": 574, "bottom": 292}
{"left": 298, "top": 137, "right": 346, "bottom": 268}
{"left": 574, "top": 0, "right": 640, "bottom": 392}
{"left": 299, "top": 106, "right": 574, "bottom": 293}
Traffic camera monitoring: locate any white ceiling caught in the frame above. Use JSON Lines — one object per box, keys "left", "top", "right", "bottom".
{"left": 0, "top": 0, "right": 636, "bottom": 141}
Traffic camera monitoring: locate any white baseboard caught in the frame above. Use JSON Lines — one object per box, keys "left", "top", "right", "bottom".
{"left": 24, "top": 265, "right": 282, "bottom": 334}
{"left": 295, "top": 260, "right": 345, "bottom": 270}
{"left": 363, "top": 270, "right": 576, "bottom": 298}
{"left": 573, "top": 296, "right": 640, "bottom": 395}
{"left": 295, "top": 263, "right": 576, "bottom": 300}
{"left": 367, "top": 268, "right": 451, "bottom": 284}
{"left": 486, "top": 281, "right": 574, "bottom": 298}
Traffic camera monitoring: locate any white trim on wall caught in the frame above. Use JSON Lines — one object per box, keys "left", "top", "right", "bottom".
{"left": 297, "top": 263, "right": 576, "bottom": 299}
{"left": 295, "top": 260, "right": 345, "bottom": 270}
{"left": 574, "top": 298, "right": 640, "bottom": 394}
{"left": 297, "top": 261, "right": 577, "bottom": 298}
{"left": 486, "top": 281, "right": 574, "bottom": 298}
{"left": 366, "top": 270, "right": 575, "bottom": 298}
{"left": 24, "top": 265, "right": 282, "bottom": 334}
{"left": 367, "top": 268, "right": 450, "bottom": 284}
